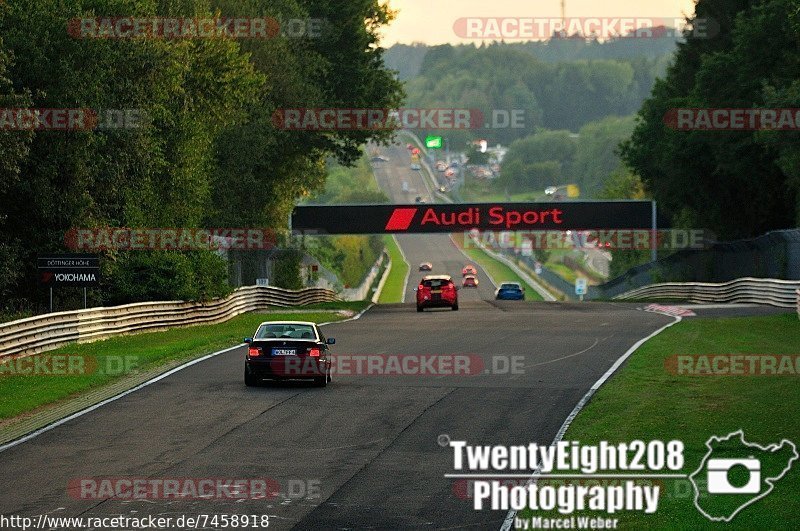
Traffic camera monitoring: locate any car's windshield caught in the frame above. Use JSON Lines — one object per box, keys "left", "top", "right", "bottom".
{"left": 256, "top": 324, "right": 316, "bottom": 340}
{"left": 423, "top": 279, "right": 450, "bottom": 288}
{"left": 501, "top": 283, "right": 520, "bottom": 290}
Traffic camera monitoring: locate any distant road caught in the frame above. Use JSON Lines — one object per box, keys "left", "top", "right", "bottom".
{"left": 370, "top": 142, "right": 498, "bottom": 301}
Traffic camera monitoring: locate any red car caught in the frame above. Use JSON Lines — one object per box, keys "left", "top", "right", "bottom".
{"left": 416, "top": 275, "right": 459, "bottom": 312}
{"left": 244, "top": 321, "right": 335, "bottom": 387}
{"left": 462, "top": 264, "right": 477, "bottom": 276}
{"left": 462, "top": 275, "right": 479, "bottom": 288}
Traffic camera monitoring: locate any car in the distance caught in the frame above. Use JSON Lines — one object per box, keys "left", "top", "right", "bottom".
{"left": 410, "top": 163, "right": 421, "bottom": 170}
{"left": 244, "top": 321, "right": 335, "bottom": 387}
{"left": 495, "top": 282, "right": 525, "bottom": 300}
{"left": 462, "top": 275, "right": 479, "bottom": 288}
{"left": 419, "top": 262, "right": 433, "bottom": 271}
{"left": 462, "top": 264, "right": 478, "bottom": 276}
{"left": 416, "top": 275, "right": 459, "bottom": 312}
{"left": 415, "top": 196, "right": 426, "bottom": 203}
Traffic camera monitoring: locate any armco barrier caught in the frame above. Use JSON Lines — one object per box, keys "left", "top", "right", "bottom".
{"left": 613, "top": 277, "right": 800, "bottom": 309}
{"left": 0, "top": 286, "right": 339, "bottom": 359}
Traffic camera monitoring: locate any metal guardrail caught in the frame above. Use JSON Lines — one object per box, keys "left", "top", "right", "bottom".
{"left": 371, "top": 251, "right": 392, "bottom": 304}
{"left": 613, "top": 277, "right": 800, "bottom": 310}
{"left": 0, "top": 286, "right": 339, "bottom": 359}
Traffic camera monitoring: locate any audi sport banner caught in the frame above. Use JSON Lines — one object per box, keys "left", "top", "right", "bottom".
{"left": 38, "top": 254, "right": 100, "bottom": 287}
{"left": 291, "top": 202, "right": 655, "bottom": 234}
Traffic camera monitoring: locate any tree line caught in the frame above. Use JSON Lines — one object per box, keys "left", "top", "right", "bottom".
{"left": 497, "top": 116, "right": 635, "bottom": 197}
{"left": 391, "top": 41, "right": 672, "bottom": 147}
{"left": 621, "top": 0, "right": 799, "bottom": 239}
{"left": 0, "top": 0, "right": 403, "bottom": 312}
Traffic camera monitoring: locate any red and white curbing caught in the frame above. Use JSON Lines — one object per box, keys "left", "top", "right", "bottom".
{"left": 643, "top": 303, "right": 697, "bottom": 318}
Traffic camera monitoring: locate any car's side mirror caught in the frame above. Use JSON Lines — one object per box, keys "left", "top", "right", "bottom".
{"left": 244, "top": 338, "right": 253, "bottom": 344}
{"left": 326, "top": 338, "right": 336, "bottom": 345}
{"left": 413, "top": 288, "right": 418, "bottom": 292}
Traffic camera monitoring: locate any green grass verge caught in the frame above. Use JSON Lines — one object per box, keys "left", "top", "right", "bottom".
{"left": 517, "top": 313, "right": 800, "bottom": 529}
{"left": 0, "top": 306, "right": 365, "bottom": 420}
{"left": 379, "top": 235, "right": 409, "bottom": 303}
{"left": 545, "top": 261, "right": 580, "bottom": 284}
{"left": 452, "top": 236, "right": 544, "bottom": 301}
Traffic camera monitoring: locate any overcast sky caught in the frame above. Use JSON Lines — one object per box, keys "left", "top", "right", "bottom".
{"left": 380, "top": 0, "right": 697, "bottom": 45}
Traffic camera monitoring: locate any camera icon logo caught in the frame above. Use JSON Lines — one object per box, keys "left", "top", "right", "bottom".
{"left": 690, "top": 430, "right": 797, "bottom": 522}
{"left": 706, "top": 457, "right": 761, "bottom": 494}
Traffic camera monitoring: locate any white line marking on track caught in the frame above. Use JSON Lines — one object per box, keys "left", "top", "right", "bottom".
{"left": 499, "top": 314, "right": 682, "bottom": 531}
{"left": 525, "top": 336, "right": 611, "bottom": 368}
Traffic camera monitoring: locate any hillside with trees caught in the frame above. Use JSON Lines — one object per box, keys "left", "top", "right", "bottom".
{"left": 0, "top": 0, "right": 403, "bottom": 312}
{"left": 621, "top": 0, "right": 800, "bottom": 238}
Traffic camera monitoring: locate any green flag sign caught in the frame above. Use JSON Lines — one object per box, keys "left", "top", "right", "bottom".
{"left": 425, "top": 136, "right": 443, "bottom": 149}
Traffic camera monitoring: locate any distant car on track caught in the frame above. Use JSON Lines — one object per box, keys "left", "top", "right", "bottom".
{"left": 415, "top": 196, "right": 426, "bottom": 203}
{"left": 419, "top": 262, "right": 433, "bottom": 271}
{"left": 462, "top": 275, "right": 479, "bottom": 288}
{"left": 244, "top": 321, "right": 335, "bottom": 387}
{"left": 495, "top": 282, "right": 525, "bottom": 300}
{"left": 416, "top": 275, "right": 459, "bottom": 312}
{"left": 410, "top": 163, "right": 421, "bottom": 170}
{"left": 370, "top": 155, "right": 389, "bottom": 163}
{"left": 462, "top": 264, "right": 477, "bottom": 276}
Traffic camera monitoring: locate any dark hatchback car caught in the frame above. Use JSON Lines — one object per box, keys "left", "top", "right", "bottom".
{"left": 244, "top": 321, "right": 335, "bottom": 387}
{"left": 416, "top": 275, "right": 459, "bottom": 311}
{"left": 495, "top": 282, "right": 525, "bottom": 300}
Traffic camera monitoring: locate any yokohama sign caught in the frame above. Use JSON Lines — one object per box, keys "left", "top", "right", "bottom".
{"left": 38, "top": 254, "right": 100, "bottom": 287}
{"left": 291, "top": 202, "right": 655, "bottom": 235}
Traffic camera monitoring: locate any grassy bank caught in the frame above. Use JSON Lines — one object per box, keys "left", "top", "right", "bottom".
{"left": 517, "top": 313, "right": 800, "bottom": 528}
{"left": 379, "top": 235, "right": 409, "bottom": 303}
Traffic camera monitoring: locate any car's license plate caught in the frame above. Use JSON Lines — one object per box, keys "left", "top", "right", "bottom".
{"left": 272, "top": 348, "right": 297, "bottom": 356}
{"left": 432, "top": 289, "right": 441, "bottom": 294}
